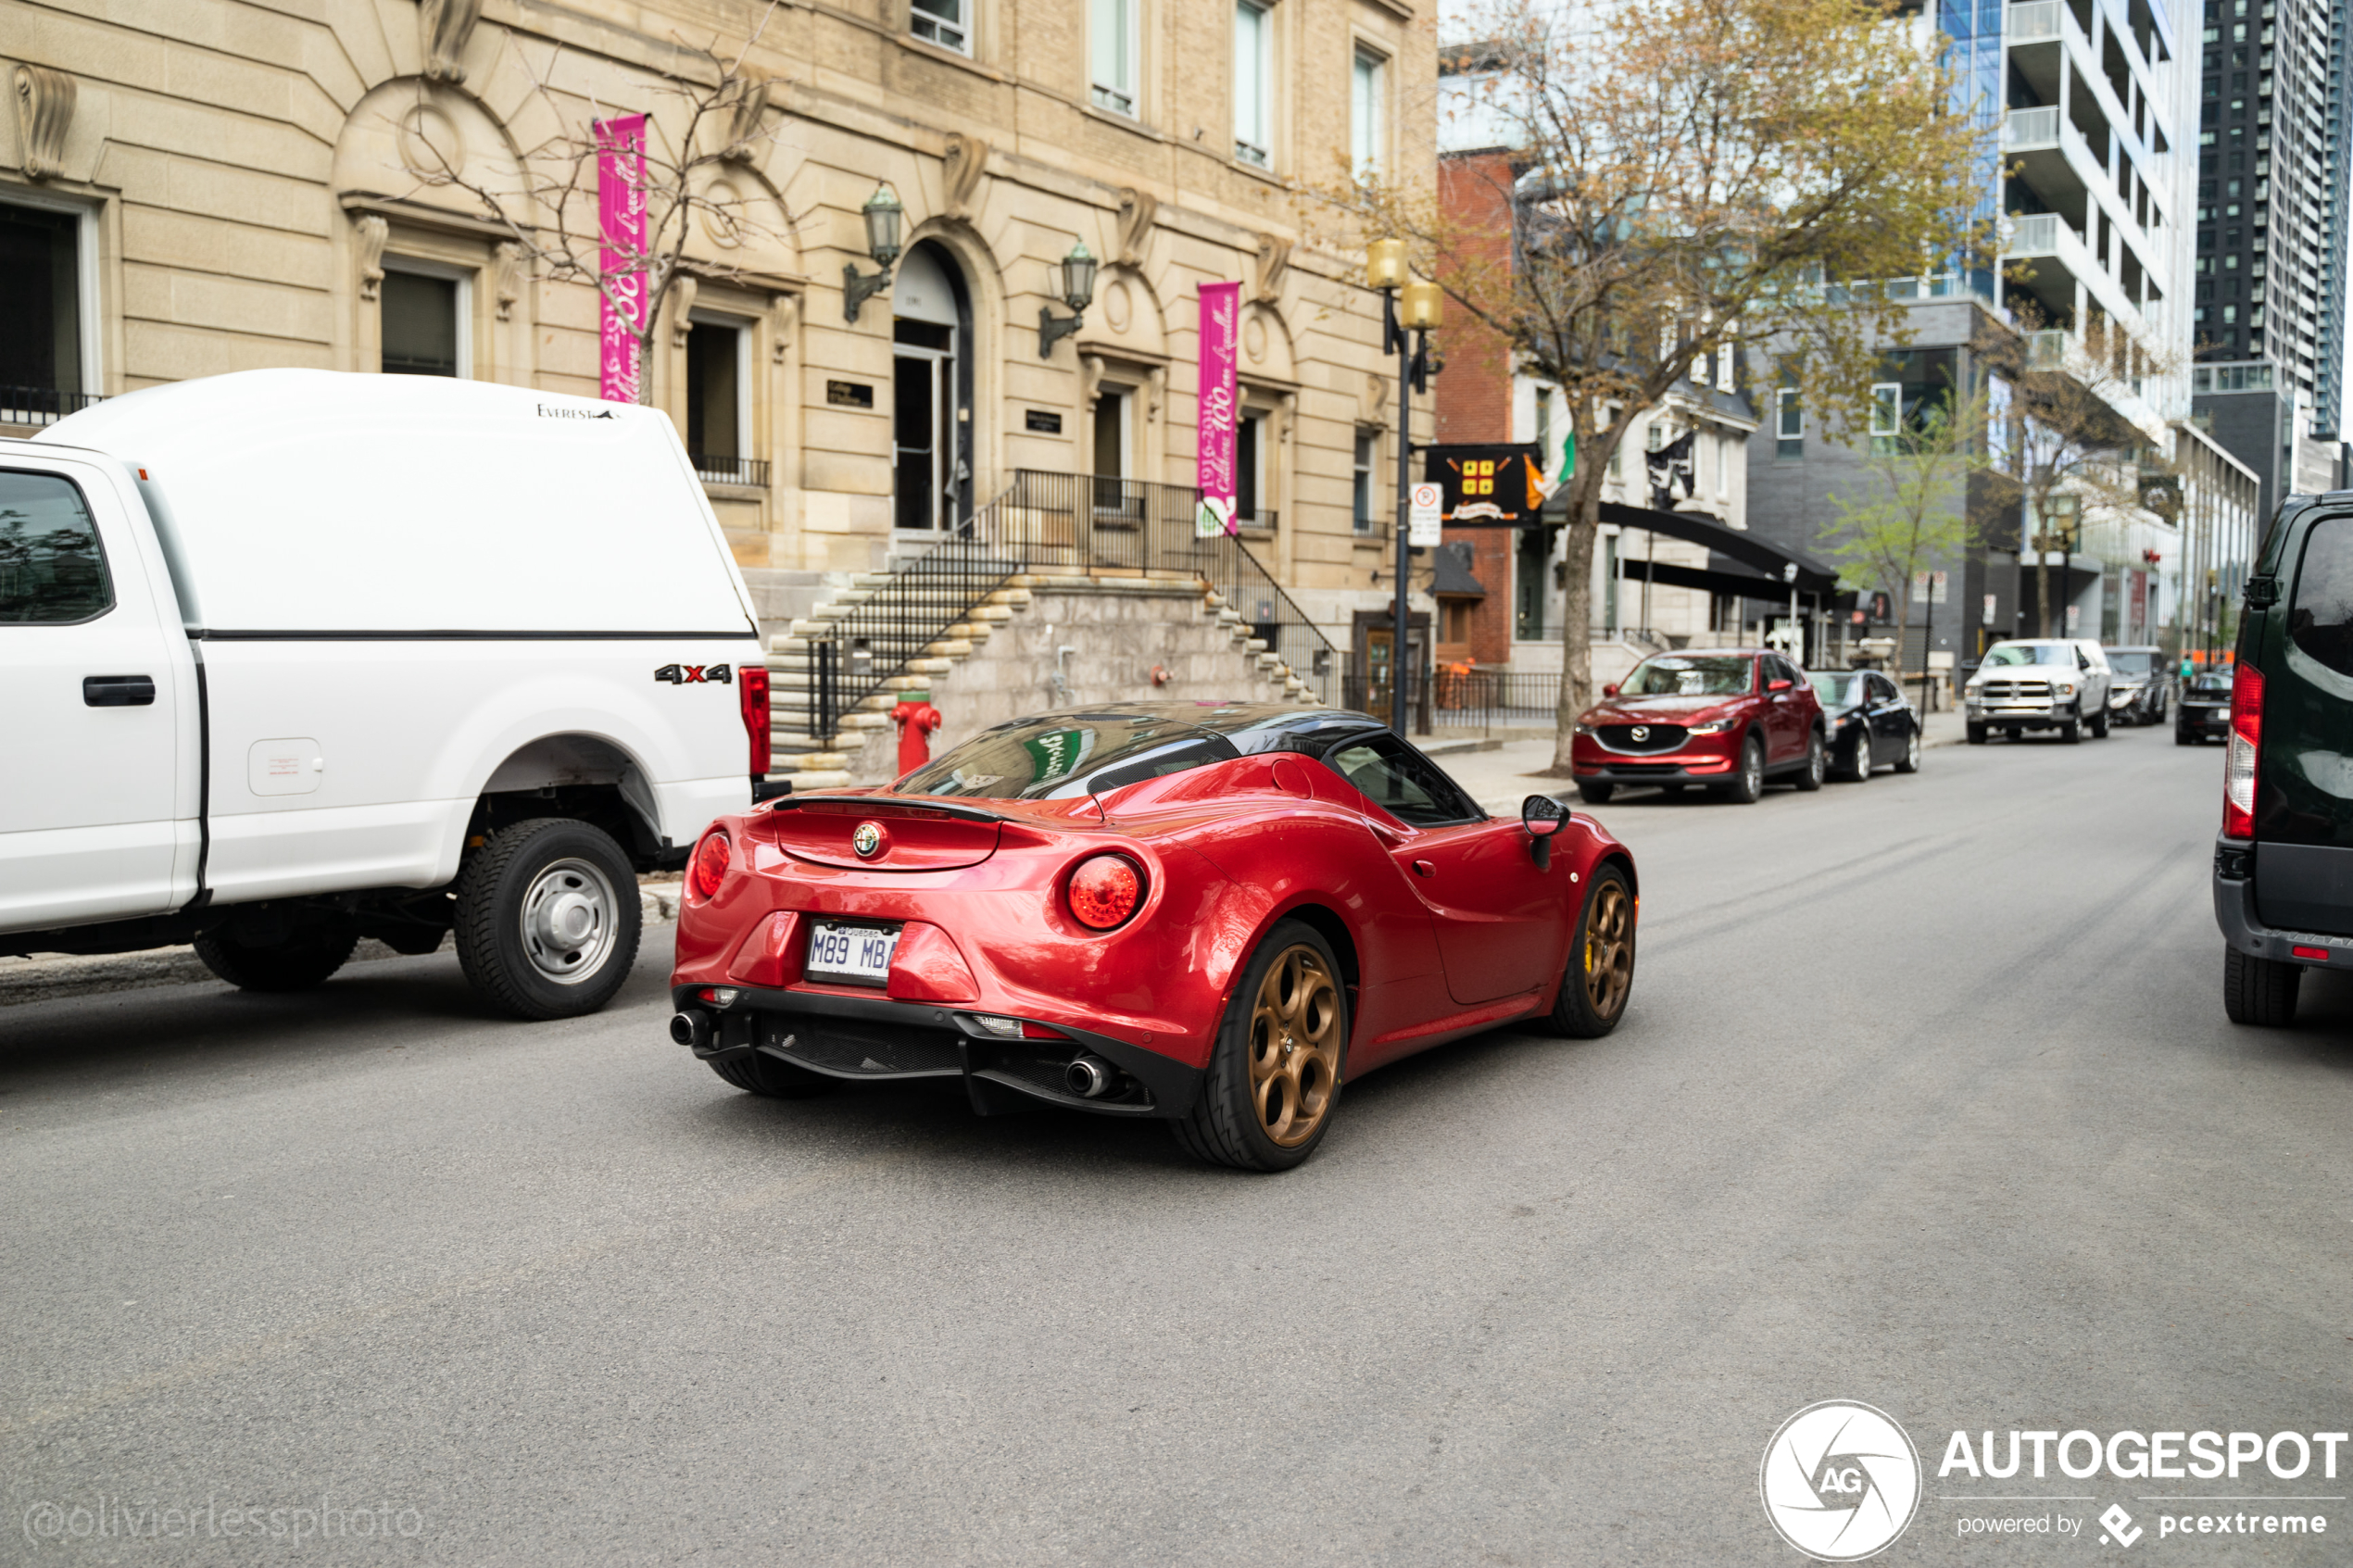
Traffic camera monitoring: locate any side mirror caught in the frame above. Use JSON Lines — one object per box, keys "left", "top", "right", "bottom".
{"left": 1602, "top": 683, "right": 1619, "bottom": 697}
{"left": 1521, "top": 794, "right": 1567, "bottom": 870}
{"left": 1768, "top": 677, "right": 1793, "bottom": 692}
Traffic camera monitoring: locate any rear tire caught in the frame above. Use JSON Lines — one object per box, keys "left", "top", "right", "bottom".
{"left": 1544, "top": 866, "right": 1635, "bottom": 1038}
{"left": 709, "top": 1051, "right": 839, "bottom": 1099}
{"left": 1172, "top": 920, "right": 1347, "bottom": 1173}
{"left": 1894, "top": 725, "right": 1922, "bottom": 773}
{"left": 2222, "top": 946, "right": 2301, "bottom": 1026}
{"left": 1718, "top": 735, "right": 1766, "bottom": 804}
{"left": 1575, "top": 781, "right": 1616, "bottom": 805}
{"left": 2174, "top": 728, "right": 2193, "bottom": 746}
{"left": 1793, "top": 732, "right": 1826, "bottom": 791}
{"left": 194, "top": 919, "right": 359, "bottom": 993}
{"left": 455, "top": 817, "right": 642, "bottom": 1021}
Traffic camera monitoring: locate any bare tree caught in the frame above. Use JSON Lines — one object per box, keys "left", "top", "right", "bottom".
{"left": 1975, "top": 309, "right": 2181, "bottom": 638}
{"left": 1349, "top": 0, "right": 1991, "bottom": 769}
{"left": 1825, "top": 389, "right": 1994, "bottom": 691}
{"left": 399, "top": 8, "right": 793, "bottom": 405}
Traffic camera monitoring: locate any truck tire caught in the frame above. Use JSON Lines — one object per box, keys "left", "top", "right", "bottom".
{"left": 2089, "top": 707, "right": 2110, "bottom": 738}
{"left": 194, "top": 920, "right": 359, "bottom": 993}
{"left": 1966, "top": 721, "right": 1988, "bottom": 745}
{"left": 2222, "top": 946, "right": 2301, "bottom": 1026}
{"left": 2059, "top": 718, "right": 2082, "bottom": 745}
{"left": 455, "top": 817, "right": 642, "bottom": 1021}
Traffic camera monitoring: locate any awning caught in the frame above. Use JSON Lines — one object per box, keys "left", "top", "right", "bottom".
{"left": 1620, "top": 558, "right": 1843, "bottom": 605}
{"left": 1595, "top": 499, "right": 1840, "bottom": 595}
{"left": 1429, "top": 541, "right": 1486, "bottom": 596}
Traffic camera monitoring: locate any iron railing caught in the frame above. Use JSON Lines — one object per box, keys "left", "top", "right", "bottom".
{"left": 1428, "top": 668, "right": 1563, "bottom": 734}
{"left": 791, "top": 470, "right": 1344, "bottom": 748}
{"left": 0, "top": 386, "right": 103, "bottom": 429}
{"left": 692, "top": 453, "right": 771, "bottom": 488}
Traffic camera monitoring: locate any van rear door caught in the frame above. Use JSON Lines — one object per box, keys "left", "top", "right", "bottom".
{"left": 2255, "top": 510, "right": 2353, "bottom": 937}
{"left": 0, "top": 454, "right": 192, "bottom": 933}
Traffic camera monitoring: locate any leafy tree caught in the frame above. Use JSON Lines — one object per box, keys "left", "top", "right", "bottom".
{"left": 1824, "top": 390, "right": 1990, "bottom": 695}
{"left": 1353, "top": 0, "right": 1991, "bottom": 768}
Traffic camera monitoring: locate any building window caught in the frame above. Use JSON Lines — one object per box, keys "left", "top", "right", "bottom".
{"left": 0, "top": 203, "right": 86, "bottom": 411}
{"left": 1351, "top": 45, "right": 1385, "bottom": 178}
{"left": 1775, "top": 388, "right": 1802, "bottom": 459}
{"left": 1353, "top": 429, "right": 1378, "bottom": 533}
{"left": 1091, "top": 0, "right": 1138, "bottom": 115}
{"left": 1868, "top": 380, "right": 1902, "bottom": 454}
{"left": 380, "top": 264, "right": 466, "bottom": 378}
{"left": 1515, "top": 528, "right": 1553, "bottom": 640}
{"left": 1236, "top": 409, "right": 1268, "bottom": 524}
{"left": 1234, "top": 1, "right": 1273, "bottom": 168}
{"left": 911, "top": 0, "right": 971, "bottom": 53}
{"left": 686, "top": 318, "right": 755, "bottom": 485}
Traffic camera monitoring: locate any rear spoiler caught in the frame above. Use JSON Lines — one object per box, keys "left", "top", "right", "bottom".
{"left": 768, "top": 795, "right": 1009, "bottom": 825}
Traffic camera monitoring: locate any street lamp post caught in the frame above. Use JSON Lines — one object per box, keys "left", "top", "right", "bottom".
{"left": 1367, "top": 239, "right": 1438, "bottom": 736}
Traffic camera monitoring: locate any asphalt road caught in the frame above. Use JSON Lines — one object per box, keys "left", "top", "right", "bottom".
{"left": 4, "top": 722, "right": 2348, "bottom": 1565}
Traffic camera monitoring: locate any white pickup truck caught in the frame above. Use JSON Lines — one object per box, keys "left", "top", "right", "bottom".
{"left": 0, "top": 370, "right": 769, "bottom": 1019}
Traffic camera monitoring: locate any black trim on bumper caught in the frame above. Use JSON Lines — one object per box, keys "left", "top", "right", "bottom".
{"left": 2212, "top": 839, "right": 2350, "bottom": 968}
{"left": 669, "top": 984, "right": 1202, "bottom": 1119}
{"left": 1575, "top": 761, "right": 1737, "bottom": 784}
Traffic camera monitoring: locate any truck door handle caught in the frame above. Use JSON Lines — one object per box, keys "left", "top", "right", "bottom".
{"left": 82, "top": 675, "right": 157, "bottom": 708}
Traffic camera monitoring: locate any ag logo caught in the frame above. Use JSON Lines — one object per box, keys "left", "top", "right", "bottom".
{"left": 851, "top": 822, "right": 884, "bottom": 859}
{"left": 1760, "top": 1400, "right": 1921, "bottom": 1562}
{"left": 1629, "top": 725, "right": 1651, "bottom": 742}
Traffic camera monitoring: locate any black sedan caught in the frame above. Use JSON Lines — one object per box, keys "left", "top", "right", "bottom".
{"left": 1808, "top": 669, "right": 1923, "bottom": 780}
{"left": 2176, "top": 668, "right": 2236, "bottom": 744}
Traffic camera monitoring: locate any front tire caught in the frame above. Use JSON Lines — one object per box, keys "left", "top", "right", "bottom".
{"left": 193, "top": 918, "right": 359, "bottom": 993}
{"left": 455, "top": 817, "right": 642, "bottom": 1021}
{"left": 2089, "top": 707, "right": 2110, "bottom": 738}
{"left": 1718, "top": 735, "right": 1765, "bottom": 804}
{"left": 1545, "top": 866, "right": 1634, "bottom": 1038}
{"left": 1575, "top": 781, "right": 1616, "bottom": 805}
{"left": 1793, "top": 732, "right": 1826, "bottom": 791}
{"left": 1172, "top": 920, "right": 1347, "bottom": 1172}
{"left": 2059, "top": 718, "right": 2082, "bottom": 745}
{"left": 2222, "top": 946, "right": 2301, "bottom": 1026}
{"left": 1966, "top": 721, "right": 1988, "bottom": 745}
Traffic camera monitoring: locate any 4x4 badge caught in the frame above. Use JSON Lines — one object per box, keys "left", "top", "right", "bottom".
{"left": 654, "top": 663, "right": 733, "bottom": 684}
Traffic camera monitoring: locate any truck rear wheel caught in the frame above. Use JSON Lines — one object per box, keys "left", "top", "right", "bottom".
{"left": 455, "top": 817, "right": 642, "bottom": 1021}
{"left": 194, "top": 920, "right": 359, "bottom": 993}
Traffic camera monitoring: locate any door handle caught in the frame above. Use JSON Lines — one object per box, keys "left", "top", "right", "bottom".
{"left": 1412, "top": 859, "right": 1436, "bottom": 878}
{"left": 82, "top": 675, "right": 156, "bottom": 708}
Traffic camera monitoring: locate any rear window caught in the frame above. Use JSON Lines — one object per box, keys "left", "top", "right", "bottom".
{"left": 0, "top": 470, "right": 111, "bottom": 624}
{"left": 2289, "top": 516, "right": 2353, "bottom": 677}
{"left": 894, "top": 712, "right": 1237, "bottom": 800}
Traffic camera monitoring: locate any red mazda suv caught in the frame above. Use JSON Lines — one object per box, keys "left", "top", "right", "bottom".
{"left": 1570, "top": 649, "right": 1828, "bottom": 804}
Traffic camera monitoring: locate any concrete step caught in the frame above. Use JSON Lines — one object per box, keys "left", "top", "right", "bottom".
{"left": 774, "top": 770, "right": 854, "bottom": 791}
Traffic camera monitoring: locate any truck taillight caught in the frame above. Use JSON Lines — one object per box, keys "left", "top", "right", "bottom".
{"left": 740, "top": 665, "right": 771, "bottom": 778}
{"left": 2224, "top": 664, "right": 2262, "bottom": 839}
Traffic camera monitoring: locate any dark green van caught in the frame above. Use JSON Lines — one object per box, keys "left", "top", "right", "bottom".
{"left": 2213, "top": 495, "right": 2353, "bottom": 1023}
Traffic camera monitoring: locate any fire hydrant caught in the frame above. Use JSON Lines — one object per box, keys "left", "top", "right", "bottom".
{"left": 891, "top": 692, "right": 943, "bottom": 776}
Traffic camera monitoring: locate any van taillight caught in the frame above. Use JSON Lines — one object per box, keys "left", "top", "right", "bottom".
{"left": 740, "top": 665, "right": 771, "bottom": 778}
{"left": 2224, "top": 664, "right": 2263, "bottom": 839}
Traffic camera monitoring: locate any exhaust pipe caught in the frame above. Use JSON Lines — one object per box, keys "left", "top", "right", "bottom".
{"left": 670, "top": 1010, "right": 714, "bottom": 1050}
{"left": 1063, "top": 1054, "right": 1121, "bottom": 1098}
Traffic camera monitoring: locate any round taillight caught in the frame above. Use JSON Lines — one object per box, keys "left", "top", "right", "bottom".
{"left": 1067, "top": 855, "right": 1143, "bottom": 930}
{"left": 689, "top": 831, "right": 732, "bottom": 900}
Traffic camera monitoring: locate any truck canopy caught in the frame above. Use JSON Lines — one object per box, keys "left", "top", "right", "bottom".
{"left": 38, "top": 370, "right": 757, "bottom": 637}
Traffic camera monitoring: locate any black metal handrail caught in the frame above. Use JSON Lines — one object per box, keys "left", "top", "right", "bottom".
{"left": 692, "top": 453, "right": 771, "bottom": 488}
{"left": 0, "top": 385, "right": 103, "bottom": 429}
{"left": 1427, "top": 667, "right": 1562, "bottom": 734}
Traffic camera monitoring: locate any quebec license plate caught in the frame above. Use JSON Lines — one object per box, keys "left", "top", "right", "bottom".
{"left": 805, "top": 922, "right": 900, "bottom": 985}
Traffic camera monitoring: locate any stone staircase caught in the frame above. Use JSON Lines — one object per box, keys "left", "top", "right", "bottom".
{"left": 766, "top": 566, "right": 1320, "bottom": 792}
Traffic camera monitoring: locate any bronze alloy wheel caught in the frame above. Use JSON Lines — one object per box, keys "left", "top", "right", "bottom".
{"left": 1249, "top": 945, "right": 1342, "bottom": 1148}
{"left": 1582, "top": 879, "right": 1634, "bottom": 1019}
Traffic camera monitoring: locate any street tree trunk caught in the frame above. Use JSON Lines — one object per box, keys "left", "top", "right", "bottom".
{"left": 1549, "top": 485, "right": 1601, "bottom": 772}
{"left": 2034, "top": 550, "right": 2053, "bottom": 637}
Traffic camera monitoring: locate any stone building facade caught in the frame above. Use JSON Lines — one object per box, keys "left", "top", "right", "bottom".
{"left": 0, "top": 0, "right": 1432, "bottom": 633}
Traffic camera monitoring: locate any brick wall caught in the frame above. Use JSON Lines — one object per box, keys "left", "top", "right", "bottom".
{"left": 1436, "top": 151, "right": 1522, "bottom": 668}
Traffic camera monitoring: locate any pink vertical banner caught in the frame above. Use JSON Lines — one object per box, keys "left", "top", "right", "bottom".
{"left": 596, "top": 114, "right": 648, "bottom": 403}
{"left": 1195, "top": 281, "right": 1242, "bottom": 536}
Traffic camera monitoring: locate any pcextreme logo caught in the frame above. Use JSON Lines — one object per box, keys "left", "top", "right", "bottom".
{"left": 1761, "top": 1400, "right": 1924, "bottom": 1562}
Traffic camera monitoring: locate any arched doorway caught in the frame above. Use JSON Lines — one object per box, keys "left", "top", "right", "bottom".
{"left": 891, "top": 241, "right": 974, "bottom": 531}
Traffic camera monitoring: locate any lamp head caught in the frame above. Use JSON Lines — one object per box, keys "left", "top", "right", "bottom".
{"left": 862, "top": 182, "right": 904, "bottom": 267}
{"left": 1059, "top": 242, "right": 1099, "bottom": 310}
{"left": 1366, "top": 237, "right": 1407, "bottom": 290}
{"left": 1401, "top": 276, "right": 1442, "bottom": 331}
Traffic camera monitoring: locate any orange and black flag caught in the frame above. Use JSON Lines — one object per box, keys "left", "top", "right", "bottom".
{"left": 1424, "top": 445, "right": 1548, "bottom": 527}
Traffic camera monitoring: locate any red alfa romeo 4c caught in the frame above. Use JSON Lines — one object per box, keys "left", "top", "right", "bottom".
{"left": 669, "top": 702, "right": 1638, "bottom": 1170}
